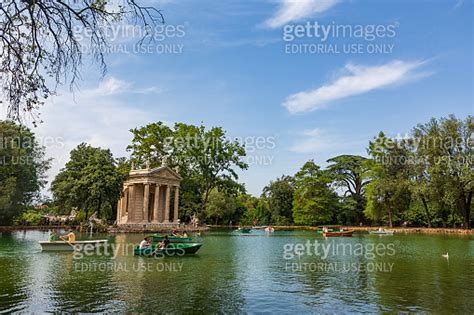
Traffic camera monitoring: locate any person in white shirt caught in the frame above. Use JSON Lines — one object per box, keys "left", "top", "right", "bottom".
{"left": 139, "top": 237, "right": 151, "bottom": 249}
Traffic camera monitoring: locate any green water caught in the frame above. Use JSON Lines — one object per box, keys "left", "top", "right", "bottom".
{"left": 0, "top": 229, "right": 473, "bottom": 313}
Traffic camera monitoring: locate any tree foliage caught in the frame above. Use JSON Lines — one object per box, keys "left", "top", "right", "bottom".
{"left": 365, "top": 132, "right": 413, "bottom": 227}
{"left": 261, "top": 175, "right": 294, "bottom": 225}
{"left": 0, "top": 0, "right": 163, "bottom": 123}
{"left": 411, "top": 115, "right": 473, "bottom": 228}
{"left": 51, "top": 143, "right": 124, "bottom": 219}
{"left": 292, "top": 160, "right": 338, "bottom": 226}
{"left": 0, "top": 120, "right": 50, "bottom": 224}
{"left": 128, "top": 122, "right": 248, "bottom": 221}
{"left": 326, "top": 155, "right": 370, "bottom": 224}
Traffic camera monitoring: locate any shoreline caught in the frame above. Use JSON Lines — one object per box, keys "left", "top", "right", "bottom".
{"left": 208, "top": 225, "right": 474, "bottom": 235}
{"left": 1, "top": 225, "right": 472, "bottom": 235}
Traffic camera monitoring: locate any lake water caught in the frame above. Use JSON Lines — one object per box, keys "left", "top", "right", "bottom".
{"left": 0, "top": 229, "right": 473, "bottom": 313}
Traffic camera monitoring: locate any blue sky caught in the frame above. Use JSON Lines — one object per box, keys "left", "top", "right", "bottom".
{"left": 33, "top": 0, "right": 473, "bottom": 196}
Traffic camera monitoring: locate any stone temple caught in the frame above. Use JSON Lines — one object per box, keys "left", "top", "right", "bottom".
{"left": 116, "top": 165, "right": 181, "bottom": 227}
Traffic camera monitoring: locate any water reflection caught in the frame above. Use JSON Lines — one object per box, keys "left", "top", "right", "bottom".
{"left": 0, "top": 230, "right": 472, "bottom": 313}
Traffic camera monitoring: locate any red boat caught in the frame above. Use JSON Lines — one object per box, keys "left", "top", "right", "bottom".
{"left": 323, "top": 230, "right": 354, "bottom": 237}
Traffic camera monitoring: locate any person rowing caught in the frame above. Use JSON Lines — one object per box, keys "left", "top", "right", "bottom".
{"left": 60, "top": 229, "right": 76, "bottom": 243}
{"left": 159, "top": 235, "right": 171, "bottom": 249}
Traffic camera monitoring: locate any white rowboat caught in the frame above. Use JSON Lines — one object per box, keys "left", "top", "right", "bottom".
{"left": 39, "top": 240, "right": 108, "bottom": 251}
{"left": 369, "top": 230, "right": 395, "bottom": 235}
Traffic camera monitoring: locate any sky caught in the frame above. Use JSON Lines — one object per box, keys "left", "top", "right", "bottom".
{"left": 14, "top": 0, "right": 474, "bottom": 196}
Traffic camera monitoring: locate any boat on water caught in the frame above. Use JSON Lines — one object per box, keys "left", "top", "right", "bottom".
{"left": 39, "top": 240, "right": 108, "bottom": 251}
{"left": 265, "top": 226, "right": 275, "bottom": 233}
{"left": 134, "top": 243, "right": 203, "bottom": 256}
{"left": 237, "top": 227, "right": 252, "bottom": 233}
{"left": 369, "top": 229, "right": 395, "bottom": 235}
{"left": 150, "top": 235, "right": 193, "bottom": 243}
{"left": 323, "top": 230, "right": 354, "bottom": 237}
{"left": 315, "top": 226, "right": 341, "bottom": 234}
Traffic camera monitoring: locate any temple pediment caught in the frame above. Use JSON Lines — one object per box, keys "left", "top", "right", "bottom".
{"left": 149, "top": 166, "right": 182, "bottom": 180}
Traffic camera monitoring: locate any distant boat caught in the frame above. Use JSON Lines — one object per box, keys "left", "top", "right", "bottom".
{"left": 265, "top": 226, "right": 275, "bottom": 233}
{"left": 315, "top": 226, "right": 340, "bottom": 234}
{"left": 323, "top": 230, "right": 354, "bottom": 237}
{"left": 134, "top": 243, "right": 202, "bottom": 256}
{"left": 369, "top": 229, "right": 395, "bottom": 235}
{"left": 237, "top": 227, "right": 252, "bottom": 233}
{"left": 39, "top": 240, "right": 108, "bottom": 251}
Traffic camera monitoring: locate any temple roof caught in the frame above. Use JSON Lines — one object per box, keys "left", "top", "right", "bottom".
{"left": 126, "top": 165, "right": 182, "bottom": 185}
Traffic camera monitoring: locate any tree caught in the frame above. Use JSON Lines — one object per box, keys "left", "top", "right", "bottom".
{"left": 0, "top": 120, "right": 51, "bottom": 224}
{"left": 0, "top": 0, "right": 163, "bottom": 123}
{"left": 292, "top": 160, "right": 338, "bottom": 226}
{"left": 411, "top": 115, "right": 473, "bottom": 228}
{"left": 365, "top": 132, "right": 412, "bottom": 227}
{"left": 128, "top": 122, "right": 248, "bottom": 219}
{"left": 261, "top": 175, "right": 294, "bottom": 225}
{"left": 204, "top": 188, "right": 237, "bottom": 225}
{"left": 326, "top": 155, "right": 370, "bottom": 224}
{"left": 51, "top": 143, "right": 123, "bottom": 220}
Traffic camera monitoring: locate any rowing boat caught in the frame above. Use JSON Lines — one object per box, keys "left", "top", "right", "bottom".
{"left": 150, "top": 235, "right": 193, "bottom": 243}
{"left": 134, "top": 243, "right": 203, "bottom": 256}
{"left": 369, "top": 229, "right": 395, "bottom": 235}
{"left": 39, "top": 240, "right": 108, "bottom": 251}
{"left": 323, "top": 230, "right": 354, "bottom": 237}
{"left": 237, "top": 228, "right": 252, "bottom": 233}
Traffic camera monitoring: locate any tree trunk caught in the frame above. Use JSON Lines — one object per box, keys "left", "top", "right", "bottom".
{"left": 388, "top": 209, "right": 393, "bottom": 228}
{"left": 461, "top": 191, "right": 472, "bottom": 229}
{"left": 420, "top": 195, "right": 432, "bottom": 228}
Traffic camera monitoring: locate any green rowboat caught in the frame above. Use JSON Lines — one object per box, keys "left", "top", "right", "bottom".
{"left": 134, "top": 243, "right": 203, "bottom": 256}
{"left": 150, "top": 235, "right": 193, "bottom": 243}
{"left": 237, "top": 228, "right": 252, "bottom": 233}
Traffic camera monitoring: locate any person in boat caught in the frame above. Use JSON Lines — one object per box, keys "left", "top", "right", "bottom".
{"left": 159, "top": 235, "right": 171, "bottom": 249}
{"left": 60, "top": 229, "right": 76, "bottom": 243}
{"left": 48, "top": 229, "right": 59, "bottom": 242}
{"left": 139, "top": 237, "right": 151, "bottom": 249}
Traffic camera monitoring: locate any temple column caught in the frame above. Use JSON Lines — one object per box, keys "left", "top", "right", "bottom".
{"left": 143, "top": 183, "right": 150, "bottom": 223}
{"left": 127, "top": 185, "right": 135, "bottom": 223}
{"left": 164, "top": 185, "right": 170, "bottom": 223}
{"left": 173, "top": 186, "right": 179, "bottom": 223}
{"left": 117, "top": 198, "right": 122, "bottom": 224}
{"left": 152, "top": 185, "right": 160, "bottom": 223}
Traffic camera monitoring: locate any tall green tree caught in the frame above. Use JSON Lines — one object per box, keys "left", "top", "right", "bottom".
{"left": 411, "top": 115, "right": 473, "bottom": 228}
{"left": 292, "top": 160, "right": 338, "bottom": 226}
{"left": 51, "top": 143, "right": 124, "bottom": 220}
{"left": 128, "top": 122, "right": 248, "bottom": 221}
{"left": 365, "top": 132, "right": 412, "bottom": 227}
{"left": 0, "top": 121, "right": 51, "bottom": 224}
{"left": 326, "top": 155, "right": 370, "bottom": 224}
{"left": 262, "top": 175, "right": 294, "bottom": 225}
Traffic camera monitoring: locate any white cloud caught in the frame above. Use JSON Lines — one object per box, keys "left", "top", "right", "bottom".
{"left": 290, "top": 128, "right": 368, "bottom": 154}
{"left": 290, "top": 128, "right": 331, "bottom": 153}
{"left": 264, "top": 0, "right": 339, "bottom": 28}
{"left": 283, "top": 60, "right": 430, "bottom": 114}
